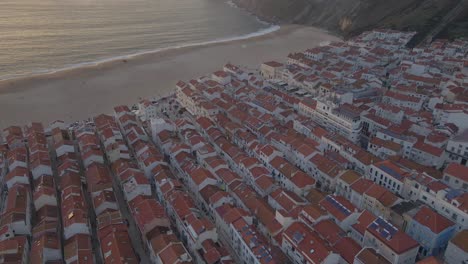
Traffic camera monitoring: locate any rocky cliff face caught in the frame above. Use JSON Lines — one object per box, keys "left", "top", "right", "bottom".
{"left": 233, "top": 0, "right": 466, "bottom": 40}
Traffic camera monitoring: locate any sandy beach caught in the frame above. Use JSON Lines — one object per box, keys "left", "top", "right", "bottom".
{"left": 0, "top": 25, "right": 340, "bottom": 129}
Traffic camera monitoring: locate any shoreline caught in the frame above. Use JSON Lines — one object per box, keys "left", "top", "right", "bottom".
{"left": 0, "top": 24, "right": 341, "bottom": 129}
{"left": 0, "top": 24, "right": 281, "bottom": 84}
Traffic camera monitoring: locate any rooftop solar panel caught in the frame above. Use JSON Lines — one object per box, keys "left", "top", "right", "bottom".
{"left": 379, "top": 164, "right": 403, "bottom": 180}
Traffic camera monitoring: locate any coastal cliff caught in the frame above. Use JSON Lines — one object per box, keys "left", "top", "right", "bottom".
{"left": 232, "top": 0, "right": 468, "bottom": 40}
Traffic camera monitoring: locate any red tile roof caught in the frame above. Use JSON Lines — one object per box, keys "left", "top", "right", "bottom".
{"left": 351, "top": 210, "right": 377, "bottom": 236}
{"left": 132, "top": 198, "right": 169, "bottom": 238}
{"left": 314, "top": 219, "right": 345, "bottom": 245}
{"left": 333, "top": 237, "right": 362, "bottom": 264}
{"left": 355, "top": 248, "right": 391, "bottom": 264}
{"left": 444, "top": 163, "right": 468, "bottom": 182}
{"left": 0, "top": 236, "right": 27, "bottom": 262}
{"left": 366, "top": 217, "right": 419, "bottom": 254}
{"left": 449, "top": 229, "right": 468, "bottom": 252}
{"left": 319, "top": 195, "right": 357, "bottom": 222}
{"left": 350, "top": 178, "right": 374, "bottom": 194}
{"left": 364, "top": 184, "right": 398, "bottom": 207}
{"left": 283, "top": 222, "right": 332, "bottom": 264}
{"left": 263, "top": 61, "right": 284, "bottom": 68}
{"left": 413, "top": 141, "right": 444, "bottom": 156}
{"left": 100, "top": 229, "right": 138, "bottom": 264}
{"left": 413, "top": 206, "right": 455, "bottom": 234}
{"left": 85, "top": 163, "right": 113, "bottom": 193}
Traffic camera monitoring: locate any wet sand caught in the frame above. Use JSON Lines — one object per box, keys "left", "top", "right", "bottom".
{"left": 0, "top": 25, "right": 340, "bottom": 129}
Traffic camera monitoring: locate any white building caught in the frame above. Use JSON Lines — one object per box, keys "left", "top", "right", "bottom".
{"left": 445, "top": 129, "right": 468, "bottom": 166}
{"left": 260, "top": 61, "right": 284, "bottom": 79}
{"left": 300, "top": 100, "right": 362, "bottom": 143}
{"left": 368, "top": 160, "right": 408, "bottom": 196}
{"left": 363, "top": 217, "right": 419, "bottom": 264}
{"left": 443, "top": 163, "right": 468, "bottom": 191}
{"left": 444, "top": 230, "right": 468, "bottom": 264}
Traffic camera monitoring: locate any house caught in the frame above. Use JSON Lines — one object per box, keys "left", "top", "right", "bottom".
{"left": 363, "top": 217, "right": 419, "bottom": 264}
{"left": 224, "top": 63, "right": 248, "bottom": 81}
{"left": 122, "top": 171, "right": 152, "bottom": 202}
{"left": 54, "top": 139, "right": 75, "bottom": 158}
{"left": 362, "top": 184, "right": 400, "bottom": 219}
{"left": 3, "top": 126, "right": 24, "bottom": 149}
{"left": 336, "top": 170, "right": 362, "bottom": 200}
{"left": 304, "top": 101, "right": 362, "bottom": 143}
{"left": 57, "top": 157, "right": 81, "bottom": 177}
{"left": 85, "top": 162, "right": 113, "bottom": 195}
{"left": 30, "top": 232, "right": 61, "bottom": 263}
{"left": 1, "top": 184, "right": 31, "bottom": 236}
{"left": 368, "top": 160, "right": 409, "bottom": 195}
{"left": 7, "top": 147, "right": 28, "bottom": 171}
{"left": 368, "top": 137, "right": 402, "bottom": 159}
{"left": 149, "top": 233, "right": 193, "bottom": 264}
{"left": 131, "top": 198, "right": 171, "bottom": 241}
{"left": 33, "top": 176, "right": 58, "bottom": 211}
{"left": 30, "top": 151, "right": 53, "bottom": 179}
{"left": 4, "top": 166, "right": 29, "bottom": 189}
{"left": 298, "top": 204, "right": 328, "bottom": 229}
{"left": 444, "top": 230, "right": 468, "bottom": 264}
{"left": 443, "top": 163, "right": 468, "bottom": 191}
{"left": 319, "top": 195, "right": 360, "bottom": 230}
{"left": 92, "top": 190, "right": 118, "bottom": 216}
{"left": 354, "top": 247, "right": 391, "bottom": 264}
{"left": 445, "top": 129, "right": 468, "bottom": 165}
{"left": 61, "top": 194, "right": 90, "bottom": 240}
{"left": 314, "top": 219, "right": 346, "bottom": 246}
{"left": 260, "top": 61, "right": 284, "bottom": 79}
{"left": 268, "top": 188, "right": 306, "bottom": 215}
{"left": 333, "top": 237, "right": 362, "bottom": 264}
{"left": 212, "top": 71, "right": 231, "bottom": 86}
{"left": 282, "top": 221, "right": 340, "bottom": 264}
{"left": 138, "top": 99, "right": 158, "bottom": 121}
{"left": 229, "top": 217, "right": 277, "bottom": 264}
{"left": 382, "top": 90, "right": 423, "bottom": 111}
{"left": 81, "top": 147, "right": 105, "bottom": 168}
{"left": 63, "top": 234, "right": 94, "bottom": 264}
{"left": 410, "top": 141, "right": 445, "bottom": 169}
{"left": 349, "top": 210, "right": 377, "bottom": 246}
{"left": 35, "top": 205, "right": 59, "bottom": 225}
{"left": 99, "top": 228, "right": 139, "bottom": 264}
{"left": 0, "top": 236, "right": 29, "bottom": 264}
{"left": 406, "top": 206, "right": 456, "bottom": 257}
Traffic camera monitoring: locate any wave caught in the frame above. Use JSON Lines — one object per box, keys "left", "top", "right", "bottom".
{"left": 0, "top": 24, "right": 280, "bottom": 82}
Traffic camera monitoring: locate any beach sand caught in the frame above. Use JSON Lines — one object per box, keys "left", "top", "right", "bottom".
{"left": 0, "top": 25, "right": 340, "bottom": 129}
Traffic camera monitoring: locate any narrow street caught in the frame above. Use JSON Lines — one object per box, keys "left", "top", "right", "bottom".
{"left": 75, "top": 145, "right": 104, "bottom": 264}
{"left": 105, "top": 157, "right": 151, "bottom": 263}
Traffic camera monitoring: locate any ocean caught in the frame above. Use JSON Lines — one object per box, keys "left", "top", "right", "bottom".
{"left": 0, "top": 0, "right": 272, "bottom": 80}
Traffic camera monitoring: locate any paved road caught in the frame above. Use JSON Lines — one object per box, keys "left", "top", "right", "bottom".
{"left": 106, "top": 159, "right": 152, "bottom": 264}
{"left": 75, "top": 144, "right": 104, "bottom": 264}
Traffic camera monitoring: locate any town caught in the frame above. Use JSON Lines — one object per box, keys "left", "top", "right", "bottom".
{"left": 0, "top": 29, "right": 467, "bottom": 264}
